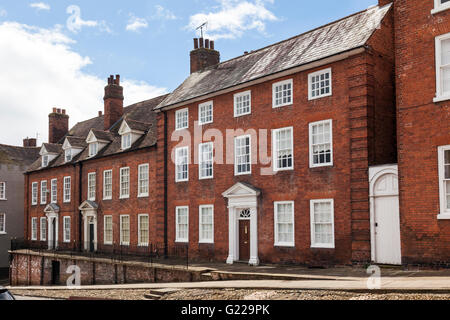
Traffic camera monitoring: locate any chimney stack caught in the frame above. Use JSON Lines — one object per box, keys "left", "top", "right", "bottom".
{"left": 23, "top": 138, "right": 37, "bottom": 147}
{"left": 104, "top": 74, "right": 124, "bottom": 130}
{"left": 48, "top": 108, "right": 69, "bottom": 144}
{"left": 190, "top": 38, "right": 220, "bottom": 74}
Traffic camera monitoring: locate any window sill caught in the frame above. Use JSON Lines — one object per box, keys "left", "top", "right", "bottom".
{"left": 273, "top": 168, "right": 294, "bottom": 173}
{"left": 0, "top": 232, "right": 7, "bottom": 235}
{"left": 138, "top": 194, "right": 149, "bottom": 198}
{"left": 311, "top": 244, "right": 335, "bottom": 249}
{"left": 234, "top": 112, "right": 252, "bottom": 118}
{"left": 138, "top": 244, "right": 149, "bottom": 247}
{"left": 199, "top": 177, "right": 214, "bottom": 181}
{"left": 235, "top": 172, "right": 252, "bottom": 177}
{"left": 433, "top": 95, "right": 450, "bottom": 103}
{"left": 431, "top": 6, "right": 450, "bottom": 15}
{"left": 308, "top": 93, "right": 332, "bottom": 101}
{"left": 119, "top": 196, "right": 130, "bottom": 200}
{"left": 103, "top": 197, "right": 112, "bottom": 201}
{"left": 272, "top": 103, "right": 293, "bottom": 109}
{"left": 274, "top": 243, "right": 295, "bottom": 248}
{"left": 175, "top": 240, "right": 189, "bottom": 244}
{"left": 199, "top": 241, "right": 214, "bottom": 245}
{"left": 120, "top": 243, "right": 130, "bottom": 246}
{"left": 438, "top": 214, "right": 450, "bottom": 220}
{"left": 0, "top": 199, "right": 6, "bottom": 201}
{"left": 310, "top": 163, "right": 334, "bottom": 169}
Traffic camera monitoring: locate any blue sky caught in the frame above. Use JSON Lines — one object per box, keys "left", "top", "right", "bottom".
{"left": 0, "top": 0, "right": 377, "bottom": 145}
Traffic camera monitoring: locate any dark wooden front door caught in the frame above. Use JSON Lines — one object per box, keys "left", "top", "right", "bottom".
{"left": 89, "top": 224, "right": 95, "bottom": 252}
{"left": 52, "top": 218, "right": 56, "bottom": 249}
{"left": 239, "top": 220, "right": 250, "bottom": 261}
{"left": 51, "top": 260, "right": 60, "bottom": 285}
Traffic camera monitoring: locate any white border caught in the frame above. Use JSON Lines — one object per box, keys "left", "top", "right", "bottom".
{"left": 31, "top": 182, "right": 38, "bottom": 205}
{"left": 175, "top": 147, "right": 189, "bottom": 182}
{"left": 234, "top": 135, "right": 252, "bottom": 176}
{"left": 31, "top": 217, "right": 38, "bottom": 240}
{"left": 272, "top": 79, "right": 294, "bottom": 108}
{"left": 272, "top": 127, "right": 294, "bottom": 172}
{"left": 119, "top": 167, "right": 130, "bottom": 199}
{"left": 274, "top": 201, "right": 295, "bottom": 247}
{"left": 40, "top": 217, "right": 46, "bottom": 241}
{"left": 103, "top": 170, "right": 113, "bottom": 200}
{"left": 309, "top": 119, "right": 334, "bottom": 168}
{"left": 434, "top": 33, "right": 450, "bottom": 102}
{"left": 138, "top": 164, "right": 150, "bottom": 197}
{"left": 198, "top": 101, "right": 214, "bottom": 125}
{"left": 63, "top": 216, "right": 71, "bottom": 243}
{"left": 63, "top": 176, "right": 71, "bottom": 203}
{"left": 308, "top": 68, "right": 332, "bottom": 100}
{"left": 234, "top": 90, "right": 252, "bottom": 117}
{"left": 103, "top": 215, "right": 113, "bottom": 245}
{"left": 175, "top": 108, "right": 189, "bottom": 131}
{"left": 87, "top": 172, "right": 96, "bottom": 201}
{"left": 438, "top": 145, "right": 450, "bottom": 219}
{"left": 175, "top": 206, "right": 189, "bottom": 243}
{"left": 40, "top": 181, "right": 47, "bottom": 205}
{"left": 310, "top": 199, "right": 335, "bottom": 249}
{"left": 432, "top": 0, "right": 450, "bottom": 14}
{"left": 138, "top": 214, "right": 149, "bottom": 246}
{"left": 120, "top": 214, "right": 130, "bottom": 246}
{"left": 199, "top": 205, "right": 214, "bottom": 244}
{"left": 199, "top": 142, "right": 214, "bottom": 180}
{"left": 0, "top": 213, "right": 6, "bottom": 234}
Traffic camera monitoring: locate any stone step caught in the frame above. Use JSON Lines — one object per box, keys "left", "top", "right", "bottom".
{"left": 144, "top": 293, "right": 162, "bottom": 300}
{"left": 149, "top": 288, "right": 181, "bottom": 296}
{"left": 200, "top": 272, "right": 214, "bottom": 281}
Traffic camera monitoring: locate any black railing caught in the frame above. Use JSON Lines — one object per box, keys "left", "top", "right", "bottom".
{"left": 10, "top": 238, "right": 189, "bottom": 269}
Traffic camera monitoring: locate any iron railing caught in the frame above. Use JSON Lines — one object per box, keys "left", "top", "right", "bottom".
{"left": 10, "top": 238, "right": 189, "bottom": 269}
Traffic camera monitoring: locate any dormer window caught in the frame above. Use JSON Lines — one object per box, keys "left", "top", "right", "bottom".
{"left": 42, "top": 155, "right": 49, "bottom": 167}
{"left": 122, "top": 133, "right": 132, "bottom": 150}
{"left": 89, "top": 142, "right": 98, "bottom": 157}
{"left": 65, "top": 149, "right": 72, "bottom": 162}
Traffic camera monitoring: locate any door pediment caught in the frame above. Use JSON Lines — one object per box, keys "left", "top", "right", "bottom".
{"left": 44, "top": 203, "right": 60, "bottom": 214}
{"left": 79, "top": 200, "right": 99, "bottom": 211}
{"left": 222, "top": 182, "right": 261, "bottom": 198}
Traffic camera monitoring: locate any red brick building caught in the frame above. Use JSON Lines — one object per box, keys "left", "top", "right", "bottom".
{"left": 19, "top": 1, "right": 450, "bottom": 270}
{"left": 25, "top": 76, "right": 167, "bottom": 254}
{"left": 392, "top": 0, "right": 450, "bottom": 265}
{"left": 155, "top": 3, "right": 396, "bottom": 266}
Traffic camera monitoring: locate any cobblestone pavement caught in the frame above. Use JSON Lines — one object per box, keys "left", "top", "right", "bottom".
{"left": 10, "top": 289, "right": 450, "bottom": 301}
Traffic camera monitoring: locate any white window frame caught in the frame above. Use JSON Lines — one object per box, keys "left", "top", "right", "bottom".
{"left": 65, "top": 149, "right": 72, "bottom": 163}
{"left": 175, "top": 206, "right": 189, "bottom": 243}
{"left": 31, "top": 182, "right": 38, "bottom": 205}
{"left": 274, "top": 201, "right": 295, "bottom": 247}
{"left": 31, "top": 217, "right": 37, "bottom": 241}
{"left": 438, "top": 145, "right": 450, "bottom": 219}
{"left": 89, "top": 142, "right": 98, "bottom": 157}
{"left": 199, "top": 142, "right": 214, "bottom": 180}
{"left": 103, "top": 170, "right": 113, "bottom": 200}
{"left": 63, "top": 216, "right": 71, "bottom": 243}
{"left": 0, "top": 182, "right": 5, "bottom": 200}
{"left": 234, "top": 91, "right": 252, "bottom": 117}
{"left": 272, "top": 79, "right": 293, "bottom": 108}
{"left": 50, "top": 179, "right": 57, "bottom": 204}
{"left": 235, "top": 135, "right": 252, "bottom": 176}
{"left": 42, "top": 155, "right": 49, "bottom": 168}
{"left": 198, "top": 101, "right": 214, "bottom": 125}
{"left": 310, "top": 199, "right": 335, "bottom": 249}
{"left": 63, "top": 176, "right": 71, "bottom": 203}
{"left": 138, "top": 214, "right": 149, "bottom": 247}
{"left": 272, "top": 127, "right": 294, "bottom": 172}
{"left": 199, "top": 205, "right": 214, "bottom": 244}
{"left": 138, "top": 164, "right": 149, "bottom": 198}
{"left": 175, "top": 147, "right": 189, "bottom": 183}
{"left": 175, "top": 108, "right": 189, "bottom": 131}
{"left": 120, "top": 215, "right": 130, "bottom": 246}
{"left": 0, "top": 213, "right": 5, "bottom": 234}
{"left": 40, "top": 181, "right": 47, "bottom": 205}
{"left": 87, "top": 172, "right": 96, "bottom": 201}
{"left": 434, "top": 33, "right": 450, "bottom": 102}
{"left": 432, "top": 0, "right": 450, "bottom": 14}
{"left": 40, "top": 217, "right": 47, "bottom": 241}
{"left": 104, "top": 215, "right": 113, "bottom": 245}
{"left": 121, "top": 133, "right": 132, "bottom": 150}
{"left": 309, "top": 119, "right": 334, "bottom": 168}
{"left": 120, "top": 167, "right": 130, "bottom": 199}
{"left": 308, "top": 68, "right": 332, "bottom": 100}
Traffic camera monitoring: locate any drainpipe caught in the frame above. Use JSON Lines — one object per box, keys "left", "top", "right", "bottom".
{"left": 78, "top": 162, "right": 83, "bottom": 252}
{"left": 24, "top": 173, "right": 29, "bottom": 241}
{"left": 163, "top": 110, "right": 168, "bottom": 258}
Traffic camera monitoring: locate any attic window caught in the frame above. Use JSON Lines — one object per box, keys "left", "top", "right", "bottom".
{"left": 89, "top": 143, "right": 98, "bottom": 157}
{"left": 122, "top": 133, "right": 132, "bottom": 150}
{"left": 433, "top": 0, "right": 450, "bottom": 14}
{"left": 65, "top": 149, "right": 72, "bottom": 162}
{"left": 42, "top": 155, "right": 49, "bottom": 167}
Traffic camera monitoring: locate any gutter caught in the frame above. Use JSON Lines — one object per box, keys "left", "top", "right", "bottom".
{"left": 157, "top": 46, "right": 366, "bottom": 112}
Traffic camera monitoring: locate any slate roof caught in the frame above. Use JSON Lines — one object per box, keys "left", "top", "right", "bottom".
{"left": 66, "top": 136, "right": 86, "bottom": 148}
{"left": 27, "top": 94, "right": 169, "bottom": 173}
{"left": 0, "top": 144, "right": 40, "bottom": 167}
{"left": 156, "top": 3, "right": 392, "bottom": 110}
{"left": 42, "top": 143, "right": 62, "bottom": 154}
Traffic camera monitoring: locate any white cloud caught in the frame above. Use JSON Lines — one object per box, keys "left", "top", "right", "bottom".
{"left": 187, "top": 0, "right": 278, "bottom": 40}
{"left": 0, "top": 22, "right": 167, "bottom": 146}
{"left": 153, "top": 5, "right": 177, "bottom": 21}
{"left": 66, "top": 5, "right": 110, "bottom": 34}
{"left": 30, "top": 2, "right": 51, "bottom": 11}
{"left": 126, "top": 16, "right": 148, "bottom": 32}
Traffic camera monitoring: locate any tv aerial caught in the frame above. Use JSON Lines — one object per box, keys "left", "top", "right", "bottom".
{"left": 196, "top": 22, "right": 208, "bottom": 38}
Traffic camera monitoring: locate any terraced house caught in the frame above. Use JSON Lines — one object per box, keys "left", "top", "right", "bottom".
{"left": 25, "top": 76, "right": 167, "bottom": 254}
{"left": 14, "top": 1, "right": 450, "bottom": 282}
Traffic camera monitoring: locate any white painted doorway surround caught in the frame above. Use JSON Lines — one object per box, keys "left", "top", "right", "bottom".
{"left": 369, "top": 165, "right": 402, "bottom": 265}
{"left": 222, "top": 183, "right": 261, "bottom": 266}
{"left": 79, "top": 201, "right": 98, "bottom": 252}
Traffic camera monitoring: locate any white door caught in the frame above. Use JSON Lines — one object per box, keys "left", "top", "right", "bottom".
{"left": 373, "top": 173, "right": 402, "bottom": 265}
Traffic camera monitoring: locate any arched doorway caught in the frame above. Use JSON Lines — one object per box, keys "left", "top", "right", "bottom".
{"left": 369, "top": 165, "right": 402, "bottom": 265}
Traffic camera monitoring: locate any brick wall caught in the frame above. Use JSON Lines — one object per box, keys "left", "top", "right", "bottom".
{"left": 394, "top": 0, "right": 450, "bottom": 264}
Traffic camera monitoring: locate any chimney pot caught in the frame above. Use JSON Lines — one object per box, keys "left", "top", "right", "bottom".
{"left": 205, "top": 39, "right": 210, "bottom": 49}
{"left": 53, "top": 107, "right": 57, "bottom": 113}
{"left": 104, "top": 74, "right": 124, "bottom": 130}
{"left": 199, "top": 38, "right": 204, "bottom": 48}
{"left": 62, "top": 109, "right": 66, "bottom": 115}
{"left": 115, "top": 75, "right": 120, "bottom": 85}
{"left": 23, "top": 138, "right": 37, "bottom": 148}
{"left": 99, "top": 111, "right": 103, "bottom": 117}
{"left": 194, "top": 38, "right": 199, "bottom": 49}
{"left": 57, "top": 108, "right": 61, "bottom": 114}
{"left": 210, "top": 41, "right": 215, "bottom": 50}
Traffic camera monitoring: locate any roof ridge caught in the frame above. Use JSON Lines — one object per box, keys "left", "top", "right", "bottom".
{"left": 208, "top": 4, "right": 382, "bottom": 68}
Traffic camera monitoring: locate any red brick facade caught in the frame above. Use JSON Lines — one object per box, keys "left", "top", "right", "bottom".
{"left": 394, "top": 0, "right": 450, "bottom": 265}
